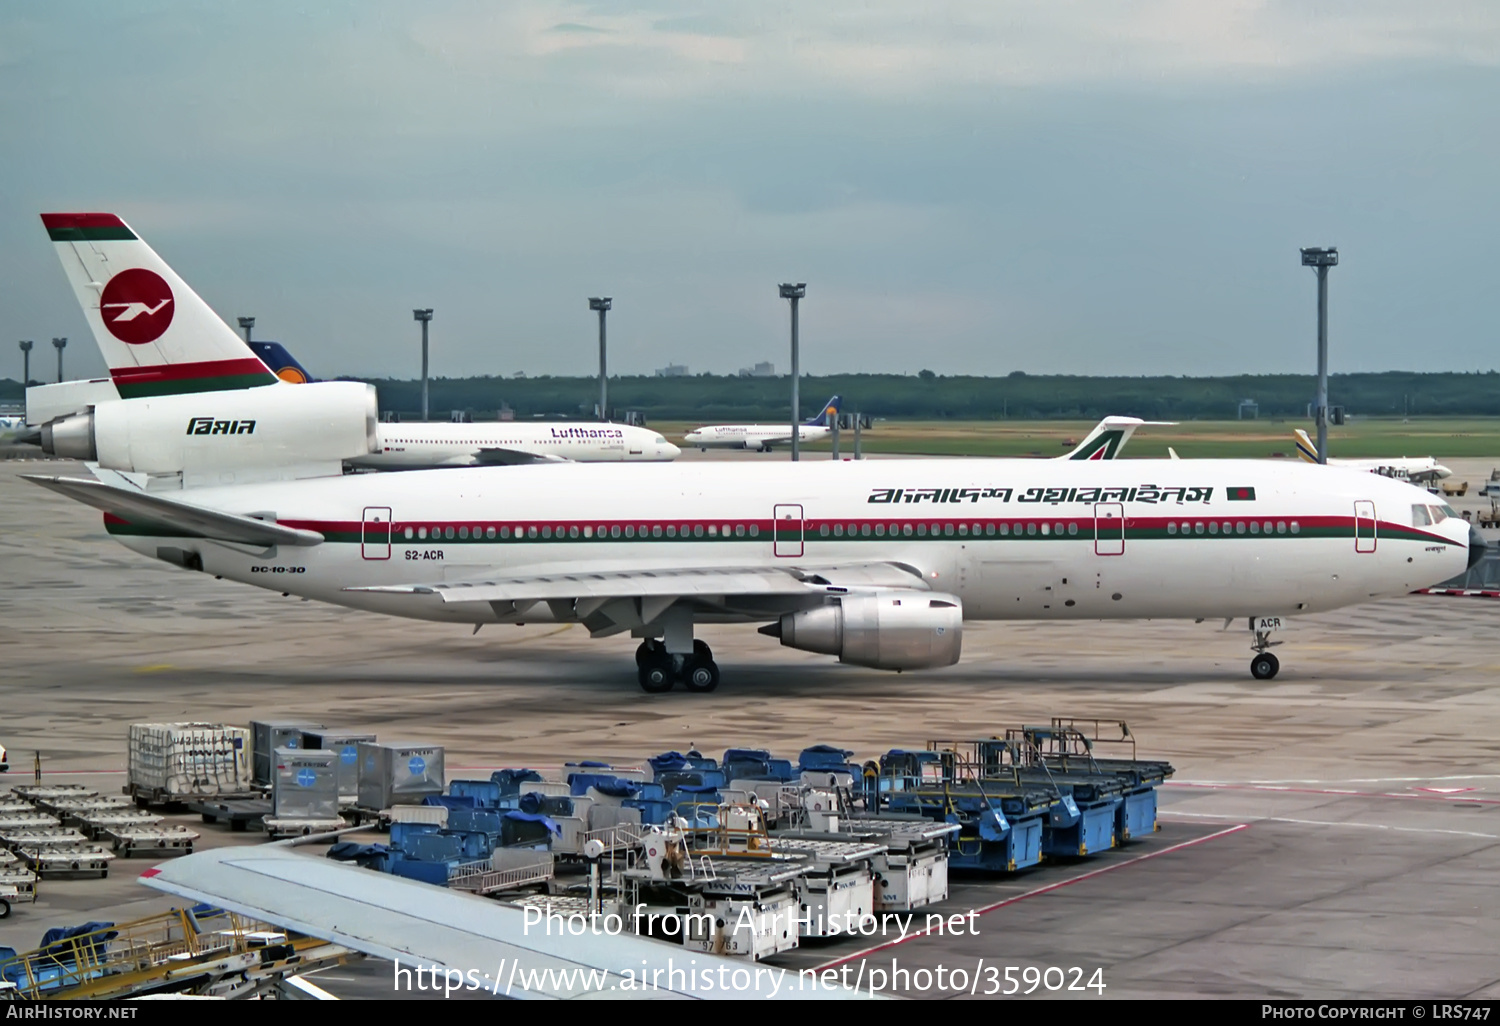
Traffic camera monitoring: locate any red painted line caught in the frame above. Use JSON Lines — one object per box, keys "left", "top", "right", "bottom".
{"left": 41, "top": 212, "right": 127, "bottom": 229}
{"left": 815, "top": 823, "right": 1250, "bottom": 971}
{"left": 111, "top": 357, "right": 271, "bottom": 385}
{"left": 1166, "top": 781, "right": 1500, "bottom": 805}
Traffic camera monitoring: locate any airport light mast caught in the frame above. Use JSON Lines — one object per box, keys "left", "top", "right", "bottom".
{"left": 413, "top": 309, "right": 433, "bottom": 422}
{"left": 1300, "top": 247, "right": 1338, "bottom": 465}
{"left": 589, "top": 297, "right": 611, "bottom": 421}
{"left": 237, "top": 317, "right": 255, "bottom": 344}
{"left": 18, "top": 340, "right": 33, "bottom": 388}
{"left": 51, "top": 337, "right": 66, "bottom": 384}
{"left": 779, "top": 283, "right": 806, "bottom": 461}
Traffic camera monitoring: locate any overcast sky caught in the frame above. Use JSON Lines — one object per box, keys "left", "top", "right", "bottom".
{"left": 2, "top": 1, "right": 1498, "bottom": 382}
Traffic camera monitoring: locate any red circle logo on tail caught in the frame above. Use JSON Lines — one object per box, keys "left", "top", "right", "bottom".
{"left": 99, "top": 268, "right": 174, "bottom": 345}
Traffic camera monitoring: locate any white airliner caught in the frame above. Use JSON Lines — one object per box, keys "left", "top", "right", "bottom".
{"left": 1295, "top": 429, "right": 1452, "bottom": 483}
{"left": 33, "top": 212, "right": 678, "bottom": 477}
{"left": 683, "top": 398, "right": 842, "bottom": 451}
{"left": 28, "top": 456, "right": 1482, "bottom": 693}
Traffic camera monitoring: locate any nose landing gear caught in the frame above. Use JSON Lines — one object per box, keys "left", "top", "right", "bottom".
{"left": 635, "top": 639, "right": 720, "bottom": 693}
{"left": 1249, "top": 619, "right": 1282, "bottom": 680}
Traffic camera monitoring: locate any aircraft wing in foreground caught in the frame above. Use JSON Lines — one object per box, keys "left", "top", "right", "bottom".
{"left": 140, "top": 846, "right": 869, "bottom": 1000}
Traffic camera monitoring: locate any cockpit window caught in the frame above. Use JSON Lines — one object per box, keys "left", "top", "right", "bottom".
{"left": 1412, "top": 504, "right": 1432, "bottom": 527}
{"left": 654, "top": 436, "right": 667, "bottom": 444}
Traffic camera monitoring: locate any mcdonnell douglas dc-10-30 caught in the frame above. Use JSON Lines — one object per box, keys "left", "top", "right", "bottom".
{"left": 24, "top": 213, "right": 1485, "bottom": 693}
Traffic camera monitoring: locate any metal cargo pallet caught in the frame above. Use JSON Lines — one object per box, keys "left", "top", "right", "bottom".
{"left": 0, "top": 825, "right": 90, "bottom": 851}
{"left": 10, "top": 784, "right": 96, "bottom": 803}
{"left": 74, "top": 810, "right": 164, "bottom": 840}
{"left": 125, "top": 783, "right": 259, "bottom": 808}
{"left": 0, "top": 812, "right": 61, "bottom": 831}
{"left": 18, "top": 845, "right": 114, "bottom": 878}
{"left": 189, "top": 798, "right": 271, "bottom": 831}
{"left": 262, "top": 816, "right": 344, "bottom": 840}
{"left": 42, "top": 795, "right": 135, "bottom": 821}
{"left": 0, "top": 867, "right": 38, "bottom": 917}
{"left": 0, "top": 798, "right": 35, "bottom": 814}
{"left": 100, "top": 824, "right": 199, "bottom": 857}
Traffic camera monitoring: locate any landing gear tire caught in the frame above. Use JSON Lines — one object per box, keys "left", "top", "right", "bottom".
{"left": 1250, "top": 653, "right": 1280, "bottom": 680}
{"left": 681, "top": 655, "right": 720, "bottom": 693}
{"left": 0, "top": 898, "right": 10, "bottom": 919}
{"left": 638, "top": 658, "right": 675, "bottom": 693}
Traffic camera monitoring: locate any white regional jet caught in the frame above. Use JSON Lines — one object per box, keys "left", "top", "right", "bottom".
{"left": 1295, "top": 429, "right": 1451, "bottom": 484}
{"left": 27, "top": 456, "right": 1484, "bottom": 691}
{"left": 683, "top": 398, "right": 842, "bottom": 451}
{"left": 34, "top": 213, "right": 678, "bottom": 477}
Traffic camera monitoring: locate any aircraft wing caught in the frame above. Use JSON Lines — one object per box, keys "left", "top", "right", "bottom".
{"left": 21, "top": 474, "right": 324, "bottom": 548}
{"left": 348, "top": 561, "right": 930, "bottom": 630}
{"left": 350, "top": 561, "right": 927, "bottom": 605}
{"left": 139, "top": 846, "right": 867, "bottom": 1000}
{"left": 473, "top": 447, "right": 571, "bottom": 466}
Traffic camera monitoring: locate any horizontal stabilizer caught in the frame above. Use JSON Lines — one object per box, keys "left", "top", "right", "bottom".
{"left": 22, "top": 475, "right": 323, "bottom": 548}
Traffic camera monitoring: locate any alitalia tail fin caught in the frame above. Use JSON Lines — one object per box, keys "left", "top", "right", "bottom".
{"left": 1060, "top": 416, "right": 1176, "bottom": 460}
{"left": 1293, "top": 429, "right": 1320, "bottom": 463}
{"left": 41, "top": 213, "right": 277, "bottom": 399}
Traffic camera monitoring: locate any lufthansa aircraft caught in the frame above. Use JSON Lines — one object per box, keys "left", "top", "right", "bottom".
{"left": 682, "top": 398, "right": 842, "bottom": 451}
{"left": 34, "top": 213, "right": 678, "bottom": 476}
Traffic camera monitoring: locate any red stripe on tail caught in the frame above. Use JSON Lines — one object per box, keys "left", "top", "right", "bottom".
{"left": 40, "top": 212, "right": 128, "bottom": 230}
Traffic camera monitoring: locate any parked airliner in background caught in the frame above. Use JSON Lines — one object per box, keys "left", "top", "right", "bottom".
{"left": 1295, "top": 429, "right": 1452, "bottom": 483}
{"left": 31, "top": 212, "right": 677, "bottom": 479}
{"left": 683, "top": 397, "right": 842, "bottom": 451}
{"left": 28, "top": 456, "right": 1483, "bottom": 692}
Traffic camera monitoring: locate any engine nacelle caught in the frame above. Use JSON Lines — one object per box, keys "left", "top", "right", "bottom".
{"left": 765, "top": 591, "right": 962, "bottom": 670}
{"left": 39, "top": 381, "right": 378, "bottom": 476}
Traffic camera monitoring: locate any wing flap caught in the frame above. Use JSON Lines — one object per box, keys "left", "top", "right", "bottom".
{"left": 349, "top": 561, "right": 927, "bottom": 604}
{"left": 22, "top": 474, "right": 323, "bottom": 548}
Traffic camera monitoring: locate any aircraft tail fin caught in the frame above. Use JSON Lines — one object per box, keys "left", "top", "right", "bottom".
{"left": 1293, "top": 429, "right": 1320, "bottom": 463}
{"left": 41, "top": 213, "right": 277, "bottom": 399}
{"left": 805, "top": 395, "right": 840, "bottom": 427}
{"left": 248, "top": 341, "right": 316, "bottom": 383}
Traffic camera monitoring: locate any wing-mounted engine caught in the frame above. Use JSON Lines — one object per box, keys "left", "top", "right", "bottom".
{"left": 37, "top": 381, "right": 377, "bottom": 481}
{"left": 761, "top": 590, "right": 962, "bottom": 670}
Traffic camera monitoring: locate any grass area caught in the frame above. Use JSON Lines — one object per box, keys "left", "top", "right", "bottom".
{"left": 655, "top": 417, "right": 1500, "bottom": 460}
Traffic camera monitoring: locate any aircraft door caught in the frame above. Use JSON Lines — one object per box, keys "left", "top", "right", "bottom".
{"left": 362, "top": 506, "right": 392, "bottom": 560}
{"left": 773, "top": 504, "right": 804, "bottom": 557}
{"left": 1094, "top": 503, "right": 1125, "bottom": 556}
{"left": 1354, "top": 500, "right": 1377, "bottom": 553}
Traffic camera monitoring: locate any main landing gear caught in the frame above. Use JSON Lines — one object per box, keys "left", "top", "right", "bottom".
{"left": 636, "top": 639, "right": 720, "bottom": 694}
{"left": 1250, "top": 621, "right": 1282, "bottom": 680}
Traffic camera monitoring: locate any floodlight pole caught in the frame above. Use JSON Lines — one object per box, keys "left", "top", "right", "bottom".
{"left": 19, "top": 341, "right": 33, "bottom": 388}
{"left": 1300, "top": 248, "right": 1338, "bottom": 464}
{"left": 51, "top": 338, "right": 66, "bottom": 383}
{"left": 237, "top": 317, "right": 255, "bottom": 344}
{"left": 589, "top": 298, "right": 611, "bottom": 420}
{"left": 414, "top": 309, "right": 433, "bottom": 421}
{"left": 779, "top": 283, "right": 806, "bottom": 461}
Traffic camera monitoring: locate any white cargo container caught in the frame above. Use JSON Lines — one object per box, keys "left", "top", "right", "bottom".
{"left": 356, "top": 742, "right": 444, "bottom": 810}
{"left": 300, "top": 730, "right": 376, "bottom": 804}
{"left": 128, "top": 723, "right": 252, "bottom": 803}
{"left": 251, "top": 721, "right": 326, "bottom": 786}
{"left": 272, "top": 747, "right": 340, "bottom": 821}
